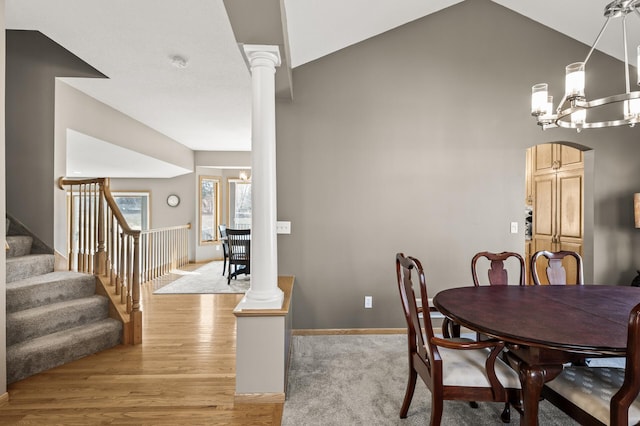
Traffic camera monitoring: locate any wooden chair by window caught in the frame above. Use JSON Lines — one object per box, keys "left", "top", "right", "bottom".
{"left": 218, "top": 224, "right": 228, "bottom": 276}
{"left": 395, "top": 253, "right": 521, "bottom": 425}
{"left": 227, "top": 228, "right": 250, "bottom": 285}
{"left": 530, "top": 250, "right": 584, "bottom": 285}
{"left": 542, "top": 302, "right": 640, "bottom": 426}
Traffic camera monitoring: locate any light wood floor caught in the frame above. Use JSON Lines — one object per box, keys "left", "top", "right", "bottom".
{"left": 0, "top": 263, "right": 284, "bottom": 425}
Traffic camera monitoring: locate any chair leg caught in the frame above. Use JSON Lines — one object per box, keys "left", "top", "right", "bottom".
{"left": 399, "top": 367, "right": 417, "bottom": 418}
{"left": 429, "top": 392, "right": 443, "bottom": 426}
{"left": 469, "top": 401, "right": 479, "bottom": 408}
{"left": 222, "top": 257, "right": 227, "bottom": 276}
{"left": 500, "top": 402, "right": 511, "bottom": 423}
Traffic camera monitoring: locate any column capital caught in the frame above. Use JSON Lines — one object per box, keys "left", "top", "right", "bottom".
{"left": 243, "top": 44, "right": 281, "bottom": 68}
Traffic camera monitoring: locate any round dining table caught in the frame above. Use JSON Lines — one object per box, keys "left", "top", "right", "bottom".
{"left": 433, "top": 284, "right": 640, "bottom": 426}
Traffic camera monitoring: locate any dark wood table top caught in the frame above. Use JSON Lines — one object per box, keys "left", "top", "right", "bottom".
{"left": 434, "top": 285, "right": 640, "bottom": 355}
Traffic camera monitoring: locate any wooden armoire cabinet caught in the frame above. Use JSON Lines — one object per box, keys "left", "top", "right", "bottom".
{"left": 527, "top": 144, "right": 584, "bottom": 284}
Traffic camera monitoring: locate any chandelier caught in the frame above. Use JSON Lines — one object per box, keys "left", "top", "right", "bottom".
{"left": 531, "top": 0, "right": 640, "bottom": 131}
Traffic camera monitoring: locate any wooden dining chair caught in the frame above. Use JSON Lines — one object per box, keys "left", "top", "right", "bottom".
{"left": 442, "top": 251, "right": 526, "bottom": 339}
{"left": 463, "top": 251, "right": 528, "bottom": 343}
{"left": 395, "top": 253, "right": 521, "bottom": 425}
{"left": 227, "top": 228, "right": 250, "bottom": 285}
{"left": 218, "top": 224, "right": 229, "bottom": 276}
{"left": 530, "top": 250, "right": 584, "bottom": 285}
{"left": 471, "top": 251, "right": 526, "bottom": 287}
{"left": 542, "top": 302, "right": 640, "bottom": 426}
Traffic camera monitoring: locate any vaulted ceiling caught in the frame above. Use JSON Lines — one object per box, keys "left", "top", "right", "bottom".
{"left": 5, "top": 1, "right": 638, "bottom": 175}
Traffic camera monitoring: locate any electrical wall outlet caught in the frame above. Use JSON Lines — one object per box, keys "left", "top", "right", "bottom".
{"left": 364, "top": 296, "right": 373, "bottom": 309}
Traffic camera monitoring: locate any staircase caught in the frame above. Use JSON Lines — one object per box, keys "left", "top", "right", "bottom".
{"left": 6, "top": 233, "right": 122, "bottom": 384}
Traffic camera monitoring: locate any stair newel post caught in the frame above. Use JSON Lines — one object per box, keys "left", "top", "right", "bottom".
{"left": 131, "top": 232, "right": 142, "bottom": 344}
{"left": 94, "top": 179, "right": 106, "bottom": 276}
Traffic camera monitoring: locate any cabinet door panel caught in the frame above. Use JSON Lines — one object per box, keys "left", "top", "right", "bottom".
{"left": 559, "top": 145, "right": 583, "bottom": 170}
{"left": 525, "top": 148, "right": 533, "bottom": 205}
{"left": 533, "top": 175, "right": 555, "bottom": 237}
{"left": 534, "top": 144, "right": 555, "bottom": 174}
{"left": 557, "top": 171, "right": 583, "bottom": 239}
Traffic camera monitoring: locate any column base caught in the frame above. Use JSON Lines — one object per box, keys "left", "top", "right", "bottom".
{"left": 234, "top": 287, "right": 284, "bottom": 311}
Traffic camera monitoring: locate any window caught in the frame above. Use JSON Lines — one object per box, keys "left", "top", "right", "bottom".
{"left": 200, "top": 176, "right": 221, "bottom": 244}
{"left": 228, "top": 178, "right": 251, "bottom": 229}
{"left": 112, "top": 192, "right": 150, "bottom": 230}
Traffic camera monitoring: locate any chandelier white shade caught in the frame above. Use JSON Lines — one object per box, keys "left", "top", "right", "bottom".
{"left": 531, "top": 0, "right": 640, "bottom": 131}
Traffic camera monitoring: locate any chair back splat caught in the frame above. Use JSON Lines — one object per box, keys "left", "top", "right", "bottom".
{"left": 530, "top": 250, "right": 583, "bottom": 285}
{"left": 471, "top": 251, "right": 526, "bottom": 287}
{"left": 395, "top": 253, "right": 521, "bottom": 425}
{"left": 226, "top": 228, "right": 250, "bottom": 285}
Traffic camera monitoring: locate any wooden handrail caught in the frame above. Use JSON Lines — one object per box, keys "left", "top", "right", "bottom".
{"left": 58, "top": 177, "right": 191, "bottom": 344}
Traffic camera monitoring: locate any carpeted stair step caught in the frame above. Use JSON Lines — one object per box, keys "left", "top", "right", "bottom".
{"left": 6, "top": 271, "right": 96, "bottom": 313}
{"left": 6, "top": 253, "right": 54, "bottom": 283}
{"left": 7, "top": 295, "right": 110, "bottom": 346}
{"left": 6, "top": 235, "right": 33, "bottom": 258}
{"left": 7, "top": 318, "right": 122, "bottom": 384}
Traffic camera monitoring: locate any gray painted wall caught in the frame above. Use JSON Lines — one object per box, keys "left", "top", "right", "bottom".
{"left": 1, "top": 0, "right": 7, "bottom": 395}
{"left": 275, "top": 0, "right": 640, "bottom": 329}
{"left": 110, "top": 174, "right": 196, "bottom": 259}
{"left": 6, "top": 30, "right": 105, "bottom": 248}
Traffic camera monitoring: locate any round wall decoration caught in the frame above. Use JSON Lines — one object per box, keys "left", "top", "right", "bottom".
{"left": 167, "top": 194, "right": 180, "bottom": 207}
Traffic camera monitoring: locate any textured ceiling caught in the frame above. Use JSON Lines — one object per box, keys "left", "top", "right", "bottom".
{"left": 5, "top": 1, "right": 638, "bottom": 176}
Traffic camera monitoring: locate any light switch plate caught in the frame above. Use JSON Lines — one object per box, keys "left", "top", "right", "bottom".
{"left": 510, "top": 222, "right": 518, "bottom": 234}
{"left": 277, "top": 221, "right": 291, "bottom": 234}
{"left": 364, "top": 296, "right": 373, "bottom": 309}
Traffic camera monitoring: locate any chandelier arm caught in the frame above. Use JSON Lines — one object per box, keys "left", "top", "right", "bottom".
{"left": 555, "top": 94, "right": 568, "bottom": 114}
{"left": 624, "top": 15, "right": 630, "bottom": 94}
{"left": 532, "top": 1, "right": 640, "bottom": 131}
{"left": 553, "top": 92, "right": 640, "bottom": 129}
{"left": 584, "top": 16, "right": 612, "bottom": 65}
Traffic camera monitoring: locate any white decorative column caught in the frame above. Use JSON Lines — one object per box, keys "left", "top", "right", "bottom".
{"left": 235, "top": 44, "right": 283, "bottom": 310}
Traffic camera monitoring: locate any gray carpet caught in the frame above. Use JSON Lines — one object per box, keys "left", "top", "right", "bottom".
{"left": 282, "top": 334, "right": 580, "bottom": 426}
{"left": 153, "top": 261, "right": 250, "bottom": 294}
